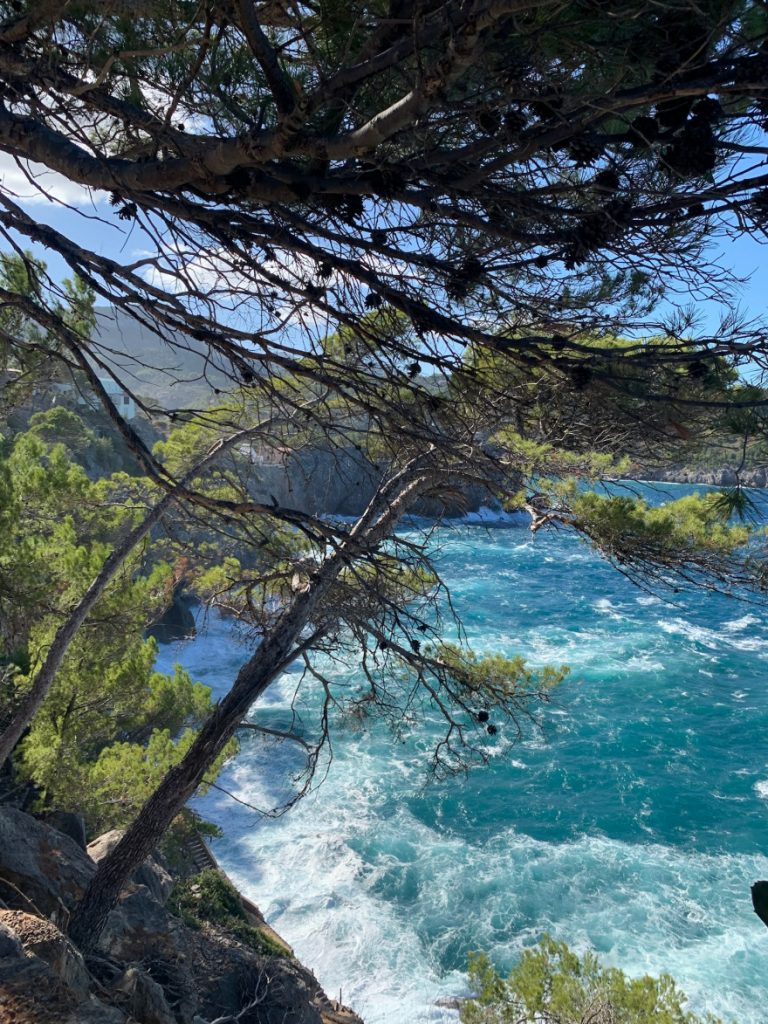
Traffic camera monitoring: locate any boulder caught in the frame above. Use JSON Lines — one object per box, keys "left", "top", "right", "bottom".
{"left": 0, "top": 918, "right": 23, "bottom": 959}
{"left": 42, "top": 810, "right": 88, "bottom": 850}
{"left": 73, "top": 999, "right": 128, "bottom": 1024}
{"left": 0, "top": 806, "right": 95, "bottom": 919}
{"left": 190, "top": 928, "right": 324, "bottom": 1024}
{"left": 0, "top": 806, "right": 363, "bottom": 1024}
{"left": 97, "top": 884, "right": 198, "bottom": 1022}
{"left": 148, "top": 586, "right": 196, "bottom": 642}
{"left": 0, "top": 948, "right": 75, "bottom": 1021}
{"left": 113, "top": 966, "right": 177, "bottom": 1024}
{"left": 0, "top": 923, "right": 122, "bottom": 1024}
{"left": 0, "top": 908, "right": 91, "bottom": 1000}
{"left": 97, "top": 882, "right": 188, "bottom": 962}
{"left": 88, "top": 829, "right": 174, "bottom": 904}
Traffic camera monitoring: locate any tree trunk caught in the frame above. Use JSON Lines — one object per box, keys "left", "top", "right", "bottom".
{"left": 68, "top": 580, "right": 324, "bottom": 950}
{"left": 68, "top": 462, "right": 435, "bottom": 951}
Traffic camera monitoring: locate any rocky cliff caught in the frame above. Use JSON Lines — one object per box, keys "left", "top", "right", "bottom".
{"left": 245, "top": 446, "right": 491, "bottom": 518}
{"left": 631, "top": 465, "right": 768, "bottom": 488}
{"left": 0, "top": 806, "right": 363, "bottom": 1024}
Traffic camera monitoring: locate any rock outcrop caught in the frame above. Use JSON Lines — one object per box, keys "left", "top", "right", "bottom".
{"left": 88, "top": 829, "right": 174, "bottom": 906}
{"left": 246, "top": 446, "right": 490, "bottom": 518}
{"left": 147, "top": 586, "right": 197, "bottom": 643}
{"left": 0, "top": 806, "right": 364, "bottom": 1024}
{"left": 0, "top": 806, "right": 94, "bottom": 920}
{"left": 631, "top": 465, "right": 768, "bottom": 488}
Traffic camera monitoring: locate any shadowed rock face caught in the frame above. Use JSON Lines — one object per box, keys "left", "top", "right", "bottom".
{"left": 88, "top": 830, "right": 174, "bottom": 906}
{"left": 0, "top": 807, "right": 95, "bottom": 919}
{"left": 752, "top": 880, "right": 768, "bottom": 929}
{"left": 147, "top": 586, "right": 198, "bottom": 644}
{"left": 0, "top": 909, "right": 91, "bottom": 1000}
{"left": 246, "top": 446, "right": 490, "bottom": 517}
{"left": 0, "top": 807, "right": 364, "bottom": 1024}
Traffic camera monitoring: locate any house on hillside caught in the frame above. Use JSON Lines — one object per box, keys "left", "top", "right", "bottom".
{"left": 97, "top": 377, "right": 136, "bottom": 419}
{"left": 48, "top": 376, "right": 137, "bottom": 419}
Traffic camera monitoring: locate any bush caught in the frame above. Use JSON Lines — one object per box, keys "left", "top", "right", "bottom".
{"left": 460, "top": 936, "right": 725, "bottom": 1024}
{"left": 168, "top": 868, "right": 289, "bottom": 958}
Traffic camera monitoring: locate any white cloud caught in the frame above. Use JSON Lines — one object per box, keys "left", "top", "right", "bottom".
{"left": 0, "top": 151, "right": 106, "bottom": 207}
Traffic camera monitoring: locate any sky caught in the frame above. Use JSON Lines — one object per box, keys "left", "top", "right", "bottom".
{"left": 2, "top": 151, "right": 767, "bottom": 339}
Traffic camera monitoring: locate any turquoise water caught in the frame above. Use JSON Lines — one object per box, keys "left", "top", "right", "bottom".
{"left": 156, "top": 484, "right": 768, "bottom": 1024}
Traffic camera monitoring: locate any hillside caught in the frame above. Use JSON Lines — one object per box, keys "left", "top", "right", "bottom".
{"left": 90, "top": 307, "right": 235, "bottom": 409}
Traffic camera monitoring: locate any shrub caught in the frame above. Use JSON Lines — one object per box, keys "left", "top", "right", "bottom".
{"left": 169, "top": 868, "right": 289, "bottom": 958}
{"left": 461, "top": 936, "right": 725, "bottom": 1024}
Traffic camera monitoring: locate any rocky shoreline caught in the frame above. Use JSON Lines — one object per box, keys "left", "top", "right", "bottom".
{"left": 0, "top": 806, "right": 364, "bottom": 1024}
{"left": 630, "top": 465, "right": 768, "bottom": 488}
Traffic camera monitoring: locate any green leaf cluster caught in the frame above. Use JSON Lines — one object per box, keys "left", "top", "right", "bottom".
{"left": 0, "top": 412, "right": 232, "bottom": 832}
{"left": 436, "top": 644, "right": 568, "bottom": 702}
{"left": 572, "top": 491, "right": 754, "bottom": 563}
{"left": 461, "top": 937, "right": 725, "bottom": 1024}
{"left": 169, "top": 869, "right": 290, "bottom": 958}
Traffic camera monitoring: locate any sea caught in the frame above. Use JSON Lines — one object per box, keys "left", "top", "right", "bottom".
{"left": 155, "top": 482, "right": 768, "bottom": 1024}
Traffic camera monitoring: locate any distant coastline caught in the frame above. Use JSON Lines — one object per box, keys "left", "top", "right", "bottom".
{"left": 630, "top": 466, "right": 768, "bottom": 488}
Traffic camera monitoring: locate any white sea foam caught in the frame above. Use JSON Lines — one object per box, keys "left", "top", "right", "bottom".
{"left": 449, "top": 506, "right": 529, "bottom": 527}
{"left": 201, "top": 767, "right": 768, "bottom": 1024}
{"left": 593, "top": 598, "right": 625, "bottom": 620}
{"left": 723, "top": 614, "right": 760, "bottom": 633}
{"left": 154, "top": 519, "right": 768, "bottom": 1024}
{"left": 659, "top": 616, "right": 768, "bottom": 653}
{"left": 194, "top": 648, "right": 768, "bottom": 1024}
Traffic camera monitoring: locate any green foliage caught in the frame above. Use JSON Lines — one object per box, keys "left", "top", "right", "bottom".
{"left": 25, "top": 408, "right": 116, "bottom": 472}
{"left": 0, "top": 412, "right": 235, "bottom": 832}
{"left": 490, "top": 426, "right": 629, "bottom": 485}
{"left": 436, "top": 644, "right": 568, "bottom": 702}
{"left": 461, "top": 937, "right": 724, "bottom": 1024}
{"left": 572, "top": 491, "right": 753, "bottom": 564}
{"left": 169, "top": 869, "right": 289, "bottom": 957}
{"left": 0, "top": 253, "right": 95, "bottom": 386}
{"left": 74, "top": 729, "right": 236, "bottom": 834}
{"left": 18, "top": 647, "right": 230, "bottom": 834}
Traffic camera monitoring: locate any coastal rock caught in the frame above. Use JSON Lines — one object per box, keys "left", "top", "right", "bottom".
{"left": 42, "top": 810, "right": 88, "bottom": 850}
{"left": 97, "top": 882, "right": 188, "bottom": 961}
{"left": 88, "top": 829, "right": 174, "bottom": 904}
{"left": 435, "top": 995, "right": 466, "bottom": 1009}
{"left": 72, "top": 1001, "right": 128, "bottom": 1023}
{"left": 244, "top": 445, "right": 492, "bottom": 518}
{"left": 189, "top": 927, "right": 324, "bottom": 1024}
{"left": 0, "top": 918, "right": 23, "bottom": 958}
{"left": 112, "top": 966, "right": 177, "bottom": 1024}
{"left": 97, "top": 884, "right": 198, "bottom": 1022}
{"left": 0, "top": 807, "right": 364, "bottom": 1024}
{"left": 0, "top": 947, "right": 77, "bottom": 1021}
{"left": 633, "top": 465, "right": 768, "bottom": 488}
{"left": 0, "top": 908, "right": 91, "bottom": 1000}
{"left": 0, "top": 806, "right": 95, "bottom": 919}
{"left": 148, "top": 585, "right": 197, "bottom": 642}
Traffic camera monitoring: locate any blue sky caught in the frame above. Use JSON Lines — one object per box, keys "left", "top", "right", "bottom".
{"left": 2, "top": 154, "right": 766, "bottom": 336}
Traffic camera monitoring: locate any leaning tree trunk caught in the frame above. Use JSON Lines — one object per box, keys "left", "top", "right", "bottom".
{"left": 67, "top": 587, "right": 320, "bottom": 950}
{"left": 67, "top": 462, "right": 435, "bottom": 952}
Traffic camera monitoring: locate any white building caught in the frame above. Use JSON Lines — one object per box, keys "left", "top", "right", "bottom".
{"left": 97, "top": 377, "right": 136, "bottom": 419}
